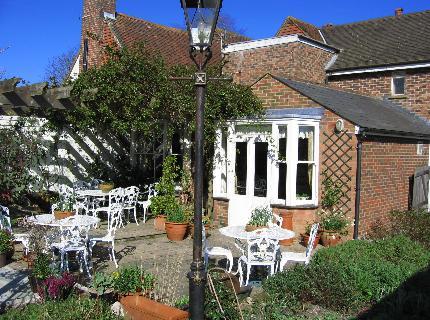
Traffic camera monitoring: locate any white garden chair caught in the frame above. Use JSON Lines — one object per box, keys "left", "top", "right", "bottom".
{"left": 236, "top": 232, "right": 280, "bottom": 286}
{"left": 278, "top": 223, "right": 319, "bottom": 271}
{"left": 51, "top": 218, "right": 91, "bottom": 277}
{"left": 88, "top": 204, "right": 122, "bottom": 268}
{"left": 94, "top": 187, "right": 124, "bottom": 226}
{"left": 137, "top": 184, "right": 157, "bottom": 223}
{"left": 123, "top": 186, "right": 139, "bottom": 225}
{"left": 269, "top": 213, "right": 283, "bottom": 228}
{"left": 203, "top": 224, "right": 233, "bottom": 273}
{"left": 0, "top": 205, "right": 30, "bottom": 256}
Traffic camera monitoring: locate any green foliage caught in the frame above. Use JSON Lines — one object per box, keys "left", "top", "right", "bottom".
{"left": 32, "top": 252, "right": 55, "bottom": 281}
{"left": 205, "top": 271, "right": 241, "bottom": 320}
{"left": 317, "top": 209, "right": 351, "bottom": 234}
{"left": 112, "top": 265, "right": 155, "bottom": 296}
{"left": 151, "top": 155, "right": 179, "bottom": 215}
{"left": 174, "top": 295, "right": 189, "bottom": 309}
{"left": 0, "top": 295, "right": 119, "bottom": 319}
{"left": 166, "top": 203, "right": 187, "bottom": 223}
{"left": 261, "top": 236, "right": 430, "bottom": 316}
{"left": 0, "top": 230, "right": 13, "bottom": 254}
{"left": 321, "top": 177, "right": 342, "bottom": 209}
{"left": 91, "top": 272, "right": 114, "bottom": 295}
{"left": 370, "top": 209, "right": 430, "bottom": 249}
{"left": 248, "top": 206, "right": 273, "bottom": 227}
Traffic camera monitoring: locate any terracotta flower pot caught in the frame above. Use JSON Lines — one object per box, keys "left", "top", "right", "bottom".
{"left": 320, "top": 230, "right": 342, "bottom": 247}
{"left": 245, "top": 225, "right": 268, "bottom": 232}
{"left": 120, "top": 295, "right": 189, "bottom": 320}
{"left": 279, "top": 212, "right": 294, "bottom": 246}
{"left": 54, "top": 210, "right": 75, "bottom": 220}
{"left": 154, "top": 215, "right": 166, "bottom": 231}
{"left": 0, "top": 253, "right": 7, "bottom": 267}
{"left": 99, "top": 183, "right": 114, "bottom": 193}
{"left": 165, "top": 222, "right": 188, "bottom": 241}
{"left": 302, "top": 232, "right": 321, "bottom": 248}
{"left": 188, "top": 223, "right": 211, "bottom": 239}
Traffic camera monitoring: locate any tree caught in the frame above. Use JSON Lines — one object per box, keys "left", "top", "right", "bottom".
{"left": 0, "top": 47, "right": 9, "bottom": 80}
{"left": 44, "top": 47, "right": 78, "bottom": 87}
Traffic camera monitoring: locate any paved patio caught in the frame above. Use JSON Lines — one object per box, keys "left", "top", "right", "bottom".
{"left": 2, "top": 215, "right": 312, "bottom": 308}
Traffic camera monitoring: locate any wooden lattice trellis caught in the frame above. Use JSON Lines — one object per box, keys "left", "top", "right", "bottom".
{"left": 321, "top": 130, "right": 353, "bottom": 213}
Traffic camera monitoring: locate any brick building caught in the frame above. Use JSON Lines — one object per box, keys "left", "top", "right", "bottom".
{"left": 213, "top": 9, "right": 430, "bottom": 238}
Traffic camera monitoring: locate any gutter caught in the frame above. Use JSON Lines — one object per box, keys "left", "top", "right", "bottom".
{"left": 360, "top": 128, "right": 430, "bottom": 141}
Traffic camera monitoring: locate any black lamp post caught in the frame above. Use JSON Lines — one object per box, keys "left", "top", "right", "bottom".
{"left": 180, "top": 0, "right": 222, "bottom": 319}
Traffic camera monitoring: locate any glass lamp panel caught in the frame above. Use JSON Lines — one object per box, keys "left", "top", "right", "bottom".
{"left": 185, "top": 0, "right": 220, "bottom": 46}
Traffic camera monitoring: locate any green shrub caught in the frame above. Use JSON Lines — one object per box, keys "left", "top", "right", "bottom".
{"left": 112, "top": 265, "right": 155, "bottom": 296}
{"left": 0, "top": 230, "right": 13, "bottom": 254}
{"left": 0, "top": 295, "right": 119, "bottom": 319}
{"left": 262, "top": 236, "right": 430, "bottom": 316}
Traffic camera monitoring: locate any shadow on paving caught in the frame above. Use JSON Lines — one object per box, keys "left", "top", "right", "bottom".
{"left": 356, "top": 266, "right": 430, "bottom": 320}
{"left": 0, "top": 266, "right": 35, "bottom": 313}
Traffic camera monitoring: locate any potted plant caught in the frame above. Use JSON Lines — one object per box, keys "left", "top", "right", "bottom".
{"left": 53, "top": 191, "right": 76, "bottom": 220}
{"left": 245, "top": 206, "right": 273, "bottom": 232}
{"left": 89, "top": 272, "right": 116, "bottom": 303}
{"left": 188, "top": 213, "right": 212, "bottom": 239}
{"left": 38, "top": 272, "right": 76, "bottom": 301}
{"left": 28, "top": 252, "right": 54, "bottom": 293}
{"left": 151, "top": 156, "right": 179, "bottom": 231}
{"left": 0, "top": 229, "right": 14, "bottom": 267}
{"left": 165, "top": 203, "right": 189, "bottom": 241}
{"left": 301, "top": 221, "right": 321, "bottom": 247}
{"left": 115, "top": 265, "right": 189, "bottom": 320}
{"left": 99, "top": 181, "right": 115, "bottom": 193}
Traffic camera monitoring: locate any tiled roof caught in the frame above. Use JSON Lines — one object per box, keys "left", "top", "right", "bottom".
{"left": 109, "top": 13, "right": 249, "bottom": 66}
{"left": 322, "top": 10, "right": 430, "bottom": 72}
{"left": 276, "top": 16, "right": 323, "bottom": 42}
{"left": 274, "top": 76, "right": 430, "bottom": 138}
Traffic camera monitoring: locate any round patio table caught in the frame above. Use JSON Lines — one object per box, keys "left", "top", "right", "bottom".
{"left": 27, "top": 214, "right": 100, "bottom": 228}
{"left": 219, "top": 225, "right": 295, "bottom": 241}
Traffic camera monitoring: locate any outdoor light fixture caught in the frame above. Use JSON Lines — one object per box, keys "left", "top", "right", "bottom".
{"left": 180, "top": 0, "right": 223, "bottom": 319}
{"left": 181, "top": 0, "right": 222, "bottom": 52}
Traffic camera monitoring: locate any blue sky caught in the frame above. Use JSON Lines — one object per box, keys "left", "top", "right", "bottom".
{"left": 0, "top": 0, "right": 428, "bottom": 83}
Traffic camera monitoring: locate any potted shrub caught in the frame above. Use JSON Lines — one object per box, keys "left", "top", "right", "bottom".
{"left": 301, "top": 221, "right": 321, "bottom": 247}
{"left": 53, "top": 191, "right": 76, "bottom": 220}
{"left": 165, "top": 203, "right": 189, "bottom": 241}
{"left": 38, "top": 272, "right": 76, "bottom": 301}
{"left": 99, "top": 181, "right": 115, "bottom": 193}
{"left": 115, "top": 265, "right": 189, "bottom": 320}
{"left": 28, "top": 252, "right": 55, "bottom": 293}
{"left": 0, "top": 229, "right": 14, "bottom": 267}
{"left": 318, "top": 209, "right": 350, "bottom": 247}
{"left": 151, "top": 156, "right": 179, "bottom": 231}
{"left": 245, "top": 206, "right": 273, "bottom": 232}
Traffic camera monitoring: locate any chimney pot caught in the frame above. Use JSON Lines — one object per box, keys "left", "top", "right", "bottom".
{"left": 395, "top": 8, "right": 403, "bottom": 16}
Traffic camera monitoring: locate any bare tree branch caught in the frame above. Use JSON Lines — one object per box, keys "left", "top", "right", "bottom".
{"left": 44, "top": 47, "right": 79, "bottom": 87}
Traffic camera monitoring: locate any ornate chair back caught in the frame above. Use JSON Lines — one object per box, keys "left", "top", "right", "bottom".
{"left": 247, "top": 233, "right": 279, "bottom": 263}
{"left": 0, "top": 205, "right": 12, "bottom": 232}
{"left": 107, "top": 204, "right": 122, "bottom": 237}
{"left": 123, "top": 186, "right": 139, "bottom": 208}
{"left": 108, "top": 188, "right": 124, "bottom": 207}
{"left": 305, "top": 223, "right": 319, "bottom": 264}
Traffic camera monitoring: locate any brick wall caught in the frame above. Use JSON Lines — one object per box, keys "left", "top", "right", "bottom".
{"left": 358, "top": 137, "right": 428, "bottom": 236}
{"left": 224, "top": 42, "right": 333, "bottom": 86}
{"left": 328, "top": 68, "right": 430, "bottom": 120}
{"left": 213, "top": 198, "right": 229, "bottom": 227}
{"left": 81, "top": 0, "right": 116, "bottom": 70}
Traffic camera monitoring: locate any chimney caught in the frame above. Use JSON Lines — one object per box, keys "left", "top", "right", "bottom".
{"left": 80, "top": 0, "right": 116, "bottom": 72}
{"left": 395, "top": 8, "right": 403, "bottom": 16}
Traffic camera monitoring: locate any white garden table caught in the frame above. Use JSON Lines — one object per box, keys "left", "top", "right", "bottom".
{"left": 27, "top": 214, "right": 100, "bottom": 228}
{"left": 75, "top": 189, "right": 109, "bottom": 197}
{"left": 219, "top": 225, "right": 295, "bottom": 241}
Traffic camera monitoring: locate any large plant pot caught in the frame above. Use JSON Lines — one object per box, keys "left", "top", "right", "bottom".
{"left": 0, "top": 253, "right": 8, "bottom": 267}
{"left": 302, "top": 232, "right": 321, "bottom": 248}
{"left": 154, "top": 215, "right": 166, "bottom": 231}
{"left": 245, "top": 225, "right": 268, "bottom": 232}
{"left": 320, "top": 230, "right": 342, "bottom": 247}
{"left": 165, "top": 222, "right": 188, "bottom": 241}
{"left": 188, "top": 223, "right": 211, "bottom": 239}
{"left": 121, "top": 295, "right": 189, "bottom": 320}
{"left": 54, "top": 210, "right": 74, "bottom": 220}
{"left": 279, "top": 211, "right": 294, "bottom": 246}
{"left": 99, "top": 182, "right": 114, "bottom": 193}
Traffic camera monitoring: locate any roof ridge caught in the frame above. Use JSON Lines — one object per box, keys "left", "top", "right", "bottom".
{"left": 322, "top": 9, "right": 430, "bottom": 30}
{"left": 116, "top": 13, "right": 186, "bottom": 34}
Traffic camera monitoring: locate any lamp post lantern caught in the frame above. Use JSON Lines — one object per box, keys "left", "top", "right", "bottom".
{"left": 180, "top": 0, "right": 222, "bottom": 318}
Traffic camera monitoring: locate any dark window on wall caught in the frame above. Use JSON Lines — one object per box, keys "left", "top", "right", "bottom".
{"left": 278, "top": 137, "right": 287, "bottom": 200}
{"left": 235, "top": 142, "right": 247, "bottom": 195}
{"left": 392, "top": 72, "right": 405, "bottom": 95}
{"left": 254, "top": 142, "right": 268, "bottom": 197}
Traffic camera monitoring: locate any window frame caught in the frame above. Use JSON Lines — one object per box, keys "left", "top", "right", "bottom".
{"left": 391, "top": 71, "right": 406, "bottom": 96}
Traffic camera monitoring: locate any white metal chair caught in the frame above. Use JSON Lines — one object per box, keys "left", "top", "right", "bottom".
{"left": 203, "top": 224, "right": 233, "bottom": 273}
{"left": 269, "top": 213, "right": 283, "bottom": 228}
{"left": 51, "top": 218, "right": 91, "bottom": 277}
{"left": 123, "top": 186, "right": 139, "bottom": 225}
{"left": 236, "top": 232, "right": 280, "bottom": 286}
{"left": 88, "top": 204, "right": 122, "bottom": 268}
{"left": 137, "top": 184, "right": 157, "bottom": 223}
{"left": 278, "top": 223, "right": 319, "bottom": 271}
{"left": 94, "top": 187, "right": 124, "bottom": 226}
{"left": 0, "top": 205, "right": 30, "bottom": 255}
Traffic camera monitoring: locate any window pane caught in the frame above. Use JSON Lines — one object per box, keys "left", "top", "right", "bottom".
{"left": 278, "top": 163, "right": 287, "bottom": 200}
{"left": 254, "top": 142, "right": 268, "bottom": 197}
{"left": 298, "top": 126, "right": 314, "bottom": 161}
{"left": 393, "top": 77, "right": 405, "bottom": 95}
{"left": 279, "top": 137, "right": 286, "bottom": 161}
{"left": 235, "top": 142, "right": 247, "bottom": 195}
{"left": 296, "top": 163, "right": 313, "bottom": 200}
{"left": 220, "top": 130, "right": 227, "bottom": 193}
